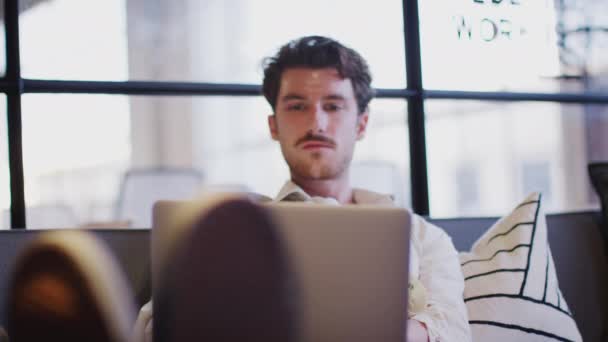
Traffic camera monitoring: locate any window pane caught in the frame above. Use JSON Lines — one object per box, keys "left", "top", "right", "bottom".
{"left": 426, "top": 100, "right": 607, "bottom": 217}
{"left": 419, "top": 0, "right": 608, "bottom": 93}
{"left": 354, "top": 99, "right": 410, "bottom": 208}
{"left": 19, "top": 0, "right": 406, "bottom": 87}
{"left": 0, "top": 97, "right": 8, "bottom": 229}
{"left": 0, "top": 3, "right": 6, "bottom": 76}
{"left": 22, "top": 94, "right": 131, "bottom": 229}
{"left": 19, "top": 1, "right": 128, "bottom": 81}
{"left": 22, "top": 94, "right": 409, "bottom": 228}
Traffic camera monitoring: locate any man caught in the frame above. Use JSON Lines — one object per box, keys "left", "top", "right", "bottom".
{"left": 135, "top": 36, "right": 472, "bottom": 342}
{"left": 262, "top": 35, "right": 472, "bottom": 342}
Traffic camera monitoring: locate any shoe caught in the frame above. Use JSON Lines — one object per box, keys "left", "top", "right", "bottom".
{"left": 7, "top": 230, "right": 136, "bottom": 342}
{"left": 154, "top": 196, "right": 298, "bottom": 341}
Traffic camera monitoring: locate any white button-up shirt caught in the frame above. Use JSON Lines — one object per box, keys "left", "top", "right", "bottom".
{"left": 276, "top": 181, "right": 472, "bottom": 342}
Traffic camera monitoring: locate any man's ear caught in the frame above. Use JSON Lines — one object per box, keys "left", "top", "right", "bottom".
{"left": 268, "top": 114, "right": 279, "bottom": 140}
{"left": 356, "top": 110, "right": 370, "bottom": 141}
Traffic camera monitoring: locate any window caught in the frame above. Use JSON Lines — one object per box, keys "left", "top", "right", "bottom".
{"left": 419, "top": 0, "right": 608, "bottom": 93}
{"left": 18, "top": 94, "right": 409, "bottom": 228}
{"left": 4, "top": 0, "right": 608, "bottom": 228}
{"left": 19, "top": 0, "right": 127, "bottom": 81}
{"left": 455, "top": 164, "right": 480, "bottom": 216}
{"left": 352, "top": 100, "right": 411, "bottom": 207}
{"left": 20, "top": 0, "right": 406, "bottom": 87}
{"left": 21, "top": 94, "right": 130, "bottom": 228}
{"left": 426, "top": 100, "right": 605, "bottom": 217}
{"left": 521, "top": 161, "right": 553, "bottom": 206}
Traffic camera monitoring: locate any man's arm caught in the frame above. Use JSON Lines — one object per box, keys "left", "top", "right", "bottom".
{"left": 409, "top": 215, "right": 472, "bottom": 342}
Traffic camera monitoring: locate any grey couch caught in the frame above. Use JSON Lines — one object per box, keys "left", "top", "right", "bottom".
{"left": 0, "top": 211, "right": 606, "bottom": 340}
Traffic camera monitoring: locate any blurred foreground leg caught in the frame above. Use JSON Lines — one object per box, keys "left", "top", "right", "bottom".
{"left": 154, "top": 198, "right": 297, "bottom": 342}
{"left": 0, "top": 326, "right": 7, "bottom": 342}
{"left": 8, "top": 230, "right": 136, "bottom": 342}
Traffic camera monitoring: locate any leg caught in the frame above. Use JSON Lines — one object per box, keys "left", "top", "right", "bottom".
{"left": 8, "top": 231, "right": 136, "bottom": 342}
{"left": 154, "top": 198, "right": 298, "bottom": 342}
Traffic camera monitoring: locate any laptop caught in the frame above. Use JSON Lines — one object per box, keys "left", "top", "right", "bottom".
{"left": 152, "top": 197, "right": 410, "bottom": 342}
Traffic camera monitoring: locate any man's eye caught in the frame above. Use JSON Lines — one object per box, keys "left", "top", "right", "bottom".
{"left": 324, "top": 103, "right": 342, "bottom": 111}
{"left": 287, "top": 103, "right": 305, "bottom": 111}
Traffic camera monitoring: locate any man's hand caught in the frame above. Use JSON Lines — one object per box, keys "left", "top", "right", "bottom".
{"left": 407, "top": 319, "right": 429, "bottom": 342}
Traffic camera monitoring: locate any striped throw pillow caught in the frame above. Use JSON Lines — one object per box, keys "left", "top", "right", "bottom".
{"left": 459, "top": 193, "right": 582, "bottom": 342}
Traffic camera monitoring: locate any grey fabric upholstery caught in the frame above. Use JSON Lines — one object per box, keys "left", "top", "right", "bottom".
{"left": 0, "top": 212, "right": 605, "bottom": 341}
{"left": 590, "top": 162, "right": 608, "bottom": 242}
{"left": 429, "top": 211, "right": 608, "bottom": 342}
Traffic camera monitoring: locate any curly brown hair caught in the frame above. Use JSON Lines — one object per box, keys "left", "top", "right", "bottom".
{"left": 262, "top": 36, "right": 374, "bottom": 114}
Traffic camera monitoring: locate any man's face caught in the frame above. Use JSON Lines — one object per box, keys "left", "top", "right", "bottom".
{"left": 268, "top": 67, "right": 369, "bottom": 180}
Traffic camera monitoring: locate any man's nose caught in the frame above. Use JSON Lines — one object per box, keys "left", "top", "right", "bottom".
{"left": 310, "top": 105, "right": 329, "bottom": 132}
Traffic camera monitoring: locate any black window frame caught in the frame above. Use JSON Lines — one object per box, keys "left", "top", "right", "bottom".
{"left": 4, "top": 0, "right": 608, "bottom": 228}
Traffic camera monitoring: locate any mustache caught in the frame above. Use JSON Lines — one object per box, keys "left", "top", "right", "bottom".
{"left": 295, "top": 132, "right": 336, "bottom": 147}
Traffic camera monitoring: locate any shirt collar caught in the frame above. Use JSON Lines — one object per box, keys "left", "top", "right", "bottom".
{"left": 274, "top": 180, "right": 394, "bottom": 206}
{"left": 352, "top": 188, "right": 395, "bottom": 206}
{"left": 274, "top": 181, "right": 311, "bottom": 202}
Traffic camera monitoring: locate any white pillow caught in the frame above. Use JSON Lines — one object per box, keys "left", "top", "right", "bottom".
{"left": 459, "top": 193, "right": 582, "bottom": 342}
